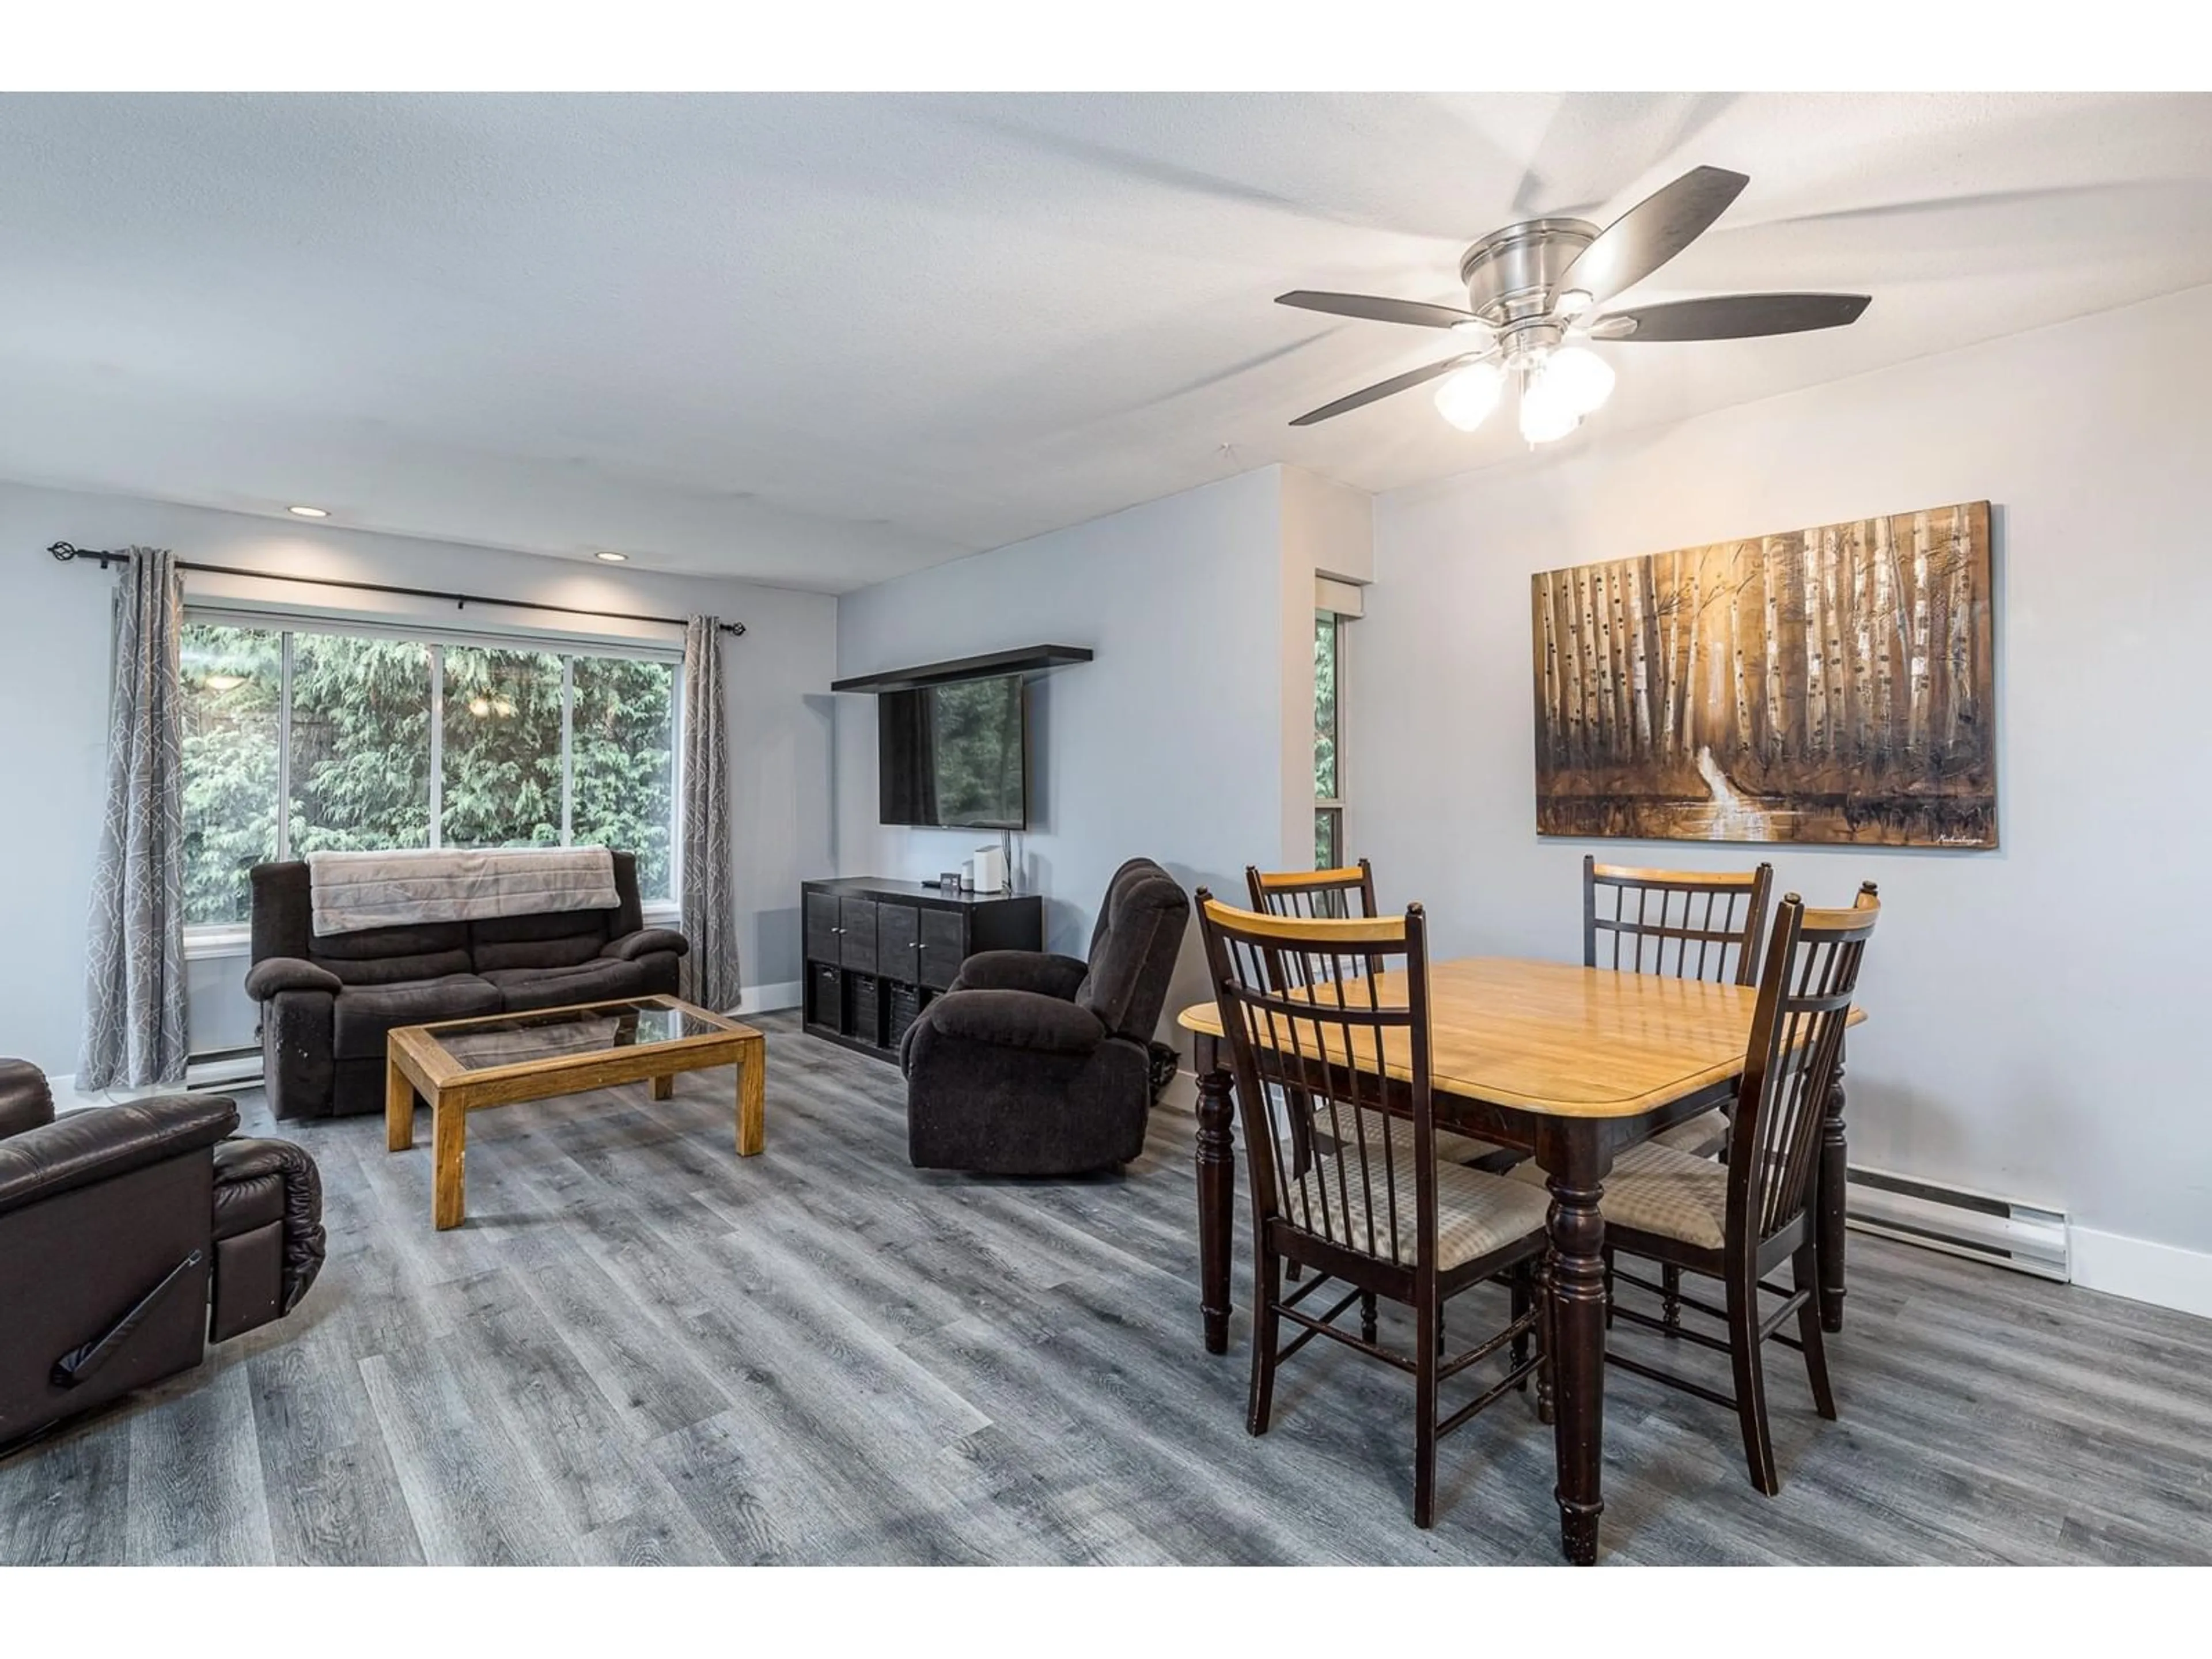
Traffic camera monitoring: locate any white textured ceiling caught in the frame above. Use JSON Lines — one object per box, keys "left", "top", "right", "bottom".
{"left": 3, "top": 91, "right": 2210, "bottom": 592}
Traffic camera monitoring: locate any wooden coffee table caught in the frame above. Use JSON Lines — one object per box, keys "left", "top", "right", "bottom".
{"left": 384, "top": 994, "right": 766, "bottom": 1230}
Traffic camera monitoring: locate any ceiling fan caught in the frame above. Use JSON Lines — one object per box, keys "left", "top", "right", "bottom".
{"left": 1277, "top": 165, "right": 1870, "bottom": 443}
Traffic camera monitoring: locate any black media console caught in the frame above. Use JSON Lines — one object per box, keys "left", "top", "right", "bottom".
{"left": 800, "top": 877, "right": 1044, "bottom": 1063}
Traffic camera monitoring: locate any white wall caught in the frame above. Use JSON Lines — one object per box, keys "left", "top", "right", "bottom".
{"left": 835, "top": 467, "right": 1300, "bottom": 1047}
{"left": 0, "top": 478, "right": 836, "bottom": 1078}
{"left": 1356, "top": 283, "right": 2212, "bottom": 1272}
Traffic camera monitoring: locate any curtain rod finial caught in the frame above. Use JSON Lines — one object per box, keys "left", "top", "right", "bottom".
{"left": 50, "top": 541, "right": 127, "bottom": 569}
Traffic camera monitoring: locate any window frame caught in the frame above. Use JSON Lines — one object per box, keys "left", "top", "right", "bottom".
{"left": 1315, "top": 608, "right": 1345, "bottom": 871}
{"left": 180, "top": 605, "right": 684, "bottom": 948}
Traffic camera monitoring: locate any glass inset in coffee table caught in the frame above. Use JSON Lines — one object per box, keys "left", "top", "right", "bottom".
{"left": 384, "top": 995, "right": 766, "bottom": 1230}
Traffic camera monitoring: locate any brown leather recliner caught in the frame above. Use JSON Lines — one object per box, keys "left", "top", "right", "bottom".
{"left": 0, "top": 1059, "right": 326, "bottom": 1452}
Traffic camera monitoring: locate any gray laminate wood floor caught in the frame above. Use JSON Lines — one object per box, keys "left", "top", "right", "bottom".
{"left": 6, "top": 1013, "right": 2210, "bottom": 1565}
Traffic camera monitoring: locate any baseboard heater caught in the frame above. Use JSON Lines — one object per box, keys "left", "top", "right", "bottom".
{"left": 1845, "top": 1165, "right": 2069, "bottom": 1282}
{"left": 185, "top": 1046, "right": 263, "bottom": 1092}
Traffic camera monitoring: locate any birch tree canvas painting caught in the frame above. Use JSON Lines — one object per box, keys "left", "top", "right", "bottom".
{"left": 1531, "top": 501, "right": 1995, "bottom": 847}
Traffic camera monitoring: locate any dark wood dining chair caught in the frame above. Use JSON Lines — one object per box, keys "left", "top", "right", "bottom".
{"left": 1585, "top": 855, "right": 1775, "bottom": 1162}
{"left": 1521, "top": 883, "right": 1878, "bottom": 1495}
{"left": 1247, "top": 860, "right": 1378, "bottom": 921}
{"left": 1584, "top": 857, "right": 1778, "bottom": 1331}
{"left": 1247, "top": 860, "right": 1508, "bottom": 1335}
{"left": 1196, "top": 892, "right": 1551, "bottom": 1529}
{"left": 1584, "top": 855, "right": 1775, "bottom": 987}
{"left": 1248, "top": 859, "right": 1509, "bottom": 1172}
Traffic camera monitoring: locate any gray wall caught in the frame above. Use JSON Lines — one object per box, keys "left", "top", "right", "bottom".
{"left": 834, "top": 467, "right": 1291, "bottom": 1047}
{"left": 0, "top": 478, "right": 836, "bottom": 1077}
{"left": 1355, "top": 282, "right": 2212, "bottom": 1264}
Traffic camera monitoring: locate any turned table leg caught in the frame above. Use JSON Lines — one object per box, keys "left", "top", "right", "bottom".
{"left": 1195, "top": 1035, "right": 1236, "bottom": 1357}
{"left": 1819, "top": 1040, "right": 1849, "bottom": 1333}
{"left": 1541, "top": 1120, "right": 1612, "bottom": 1566}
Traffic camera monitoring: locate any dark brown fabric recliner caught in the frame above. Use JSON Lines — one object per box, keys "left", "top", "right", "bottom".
{"left": 902, "top": 858, "right": 1191, "bottom": 1175}
{"left": 246, "top": 851, "right": 687, "bottom": 1120}
{"left": 0, "top": 1059, "right": 325, "bottom": 1452}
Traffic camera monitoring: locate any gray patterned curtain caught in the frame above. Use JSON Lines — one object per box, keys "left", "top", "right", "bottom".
{"left": 680, "top": 617, "right": 739, "bottom": 1011}
{"left": 79, "top": 548, "right": 190, "bottom": 1088}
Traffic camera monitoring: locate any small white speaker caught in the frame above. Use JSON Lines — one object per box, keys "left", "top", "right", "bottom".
{"left": 968, "top": 844, "right": 1006, "bottom": 893}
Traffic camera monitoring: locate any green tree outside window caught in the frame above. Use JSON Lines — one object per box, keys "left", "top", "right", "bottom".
{"left": 179, "top": 619, "right": 678, "bottom": 925}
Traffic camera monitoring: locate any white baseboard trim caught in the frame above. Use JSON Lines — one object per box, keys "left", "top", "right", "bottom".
{"left": 2070, "top": 1227, "right": 2212, "bottom": 1321}
{"left": 1158, "top": 1069, "right": 1199, "bottom": 1113}
{"left": 736, "top": 980, "right": 803, "bottom": 1015}
{"left": 46, "top": 1055, "right": 261, "bottom": 1109}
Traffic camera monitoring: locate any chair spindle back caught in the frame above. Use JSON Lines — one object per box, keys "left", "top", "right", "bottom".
{"left": 1247, "top": 860, "right": 1379, "bottom": 922}
{"left": 1248, "top": 860, "right": 1382, "bottom": 992}
{"left": 1728, "top": 883, "right": 1880, "bottom": 1247}
{"left": 1197, "top": 893, "right": 1440, "bottom": 1274}
{"left": 1584, "top": 855, "right": 1775, "bottom": 987}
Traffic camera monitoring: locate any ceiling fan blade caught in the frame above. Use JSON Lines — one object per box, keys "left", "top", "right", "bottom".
{"left": 1276, "top": 290, "right": 1481, "bottom": 331}
{"left": 1590, "top": 292, "right": 1871, "bottom": 342}
{"left": 1289, "top": 354, "right": 1478, "bottom": 426}
{"left": 1557, "top": 165, "right": 1750, "bottom": 308}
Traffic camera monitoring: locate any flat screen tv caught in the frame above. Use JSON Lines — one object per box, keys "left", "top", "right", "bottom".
{"left": 878, "top": 673, "right": 1028, "bottom": 829}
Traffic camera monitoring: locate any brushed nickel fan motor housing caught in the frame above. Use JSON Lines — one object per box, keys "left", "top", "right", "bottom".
{"left": 1459, "top": 218, "right": 1599, "bottom": 324}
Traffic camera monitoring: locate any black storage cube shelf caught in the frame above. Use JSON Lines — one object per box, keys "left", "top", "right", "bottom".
{"left": 800, "top": 878, "right": 1044, "bottom": 1064}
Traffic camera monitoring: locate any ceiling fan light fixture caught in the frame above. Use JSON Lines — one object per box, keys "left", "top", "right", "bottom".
{"left": 1432, "top": 361, "right": 1504, "bottom": 431}
{"left": 1275, "top": 165, "right": 1871, "bottom": 433}
{"left": 1544, "top": 346, "right": 1616, "bottom": 416}
{"left": 1518, "top": 372, "right": 1581, "bottom": 445}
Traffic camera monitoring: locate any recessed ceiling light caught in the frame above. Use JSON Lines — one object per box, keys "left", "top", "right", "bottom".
{"left": 287, "top": 505, "right": 329, "bottom": 518}
{"left": 594, "top": 550, "right": 628, "bottom": 563}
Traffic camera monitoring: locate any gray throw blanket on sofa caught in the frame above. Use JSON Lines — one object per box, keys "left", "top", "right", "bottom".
{"left": 306, "top": 847, "right": 619, "bottom": 937}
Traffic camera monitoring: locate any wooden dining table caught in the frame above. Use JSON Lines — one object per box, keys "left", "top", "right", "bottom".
{"left": 1177, "top": 955, "right": 1863, "bottom": 1566}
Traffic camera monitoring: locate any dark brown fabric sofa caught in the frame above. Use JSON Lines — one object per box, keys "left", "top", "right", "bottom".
{"left": 0, "top": 1058, "right": 324, "bottom": 1450}
{"left": 245, "top": 852, "right": 687, "bottom": 1120}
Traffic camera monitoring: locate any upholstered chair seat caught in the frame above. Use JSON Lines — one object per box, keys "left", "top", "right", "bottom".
{"left": 1650, "top": 1107, "right": 1731, "bottom": 1160}
{"left": 1509, "top": 1138, "right": 1729, "bottom": 1250}
{"left": 1295, "top": 1153, "right": 1552, "bottom": 1271}
{"left": 1320, "top": 1113, "right": 1511, "bottom": 1172}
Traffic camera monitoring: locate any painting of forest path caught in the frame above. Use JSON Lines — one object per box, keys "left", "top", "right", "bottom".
{"left": 1531, "top": 501, "right": 1995, "bottom": 848}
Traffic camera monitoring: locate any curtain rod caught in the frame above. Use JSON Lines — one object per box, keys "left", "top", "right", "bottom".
{"left": 46, "top": 542, "right": 747, "bottom": 638}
